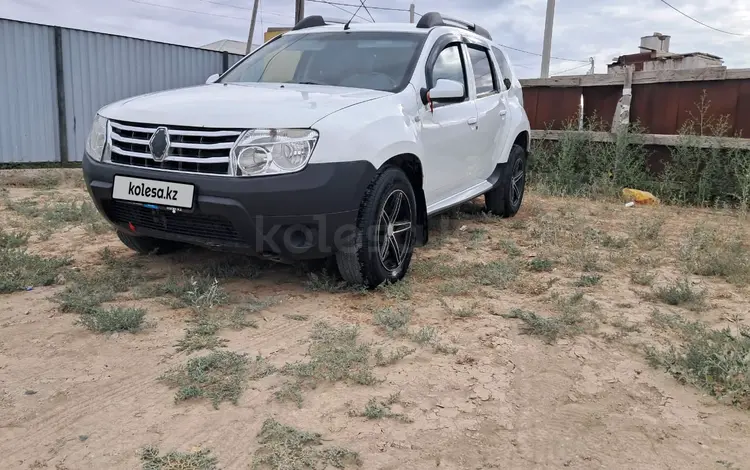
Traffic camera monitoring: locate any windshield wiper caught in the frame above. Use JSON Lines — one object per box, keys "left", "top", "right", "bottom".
{"left": 295, "top": 81, "right": 328, "bottom": 86}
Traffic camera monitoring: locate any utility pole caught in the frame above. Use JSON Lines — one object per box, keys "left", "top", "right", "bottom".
{"left": 539, "top": 0, "right": 555, "bottom": 78}
{"left": 409, "top": 3, "right": 415, "bottom": 23}
{"left": 245, "top": 0, "right": 260, "bottom": 55}
{"left": 295, "top": 0, "right": 305, "bottom": 24}
{"left": 588, "top": 57, "right": 595, "bottom": 74}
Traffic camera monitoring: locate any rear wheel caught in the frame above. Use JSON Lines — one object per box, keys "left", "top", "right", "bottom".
{"left": 336, "top": 167, "right": 417, "bottom": 288}
{"left": 116, "top": 230, "right": 184, "bottom": 255}
{"left": 485, "top": 144, "right": 526, "bottom": 217}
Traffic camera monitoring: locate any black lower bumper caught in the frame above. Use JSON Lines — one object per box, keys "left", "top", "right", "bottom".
{"left": 82, "top": 154, "right": 376, "bottom": 260}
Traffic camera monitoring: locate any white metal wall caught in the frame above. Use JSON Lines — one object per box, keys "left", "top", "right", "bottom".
{"left": 0, "top": 19, "right": 245, "bottom": 163}
{"left": 0, "top": 19, "right": 60, "bottom": 163}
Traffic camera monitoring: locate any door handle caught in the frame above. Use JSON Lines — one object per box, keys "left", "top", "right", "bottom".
{"left": 467, "top": 117, "right": 478, "bottom": 126}
{"left": 499, "top": 110, "right": 507, "bottom": 116}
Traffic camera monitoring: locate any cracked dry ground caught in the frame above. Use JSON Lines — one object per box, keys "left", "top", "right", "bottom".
{"left": 1, "top": 169, "right": 750, "bottom": 470}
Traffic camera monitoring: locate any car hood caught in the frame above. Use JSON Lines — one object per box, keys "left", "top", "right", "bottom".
{"left": 98, "top": 83, "right": 390, "bottom": 129}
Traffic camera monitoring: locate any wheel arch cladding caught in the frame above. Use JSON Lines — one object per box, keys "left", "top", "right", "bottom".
{"left": 382, "top": 153, "right": 428, "bottom": 246}
{"left": 514, "top": 131, "right": 530, "bottom": 153}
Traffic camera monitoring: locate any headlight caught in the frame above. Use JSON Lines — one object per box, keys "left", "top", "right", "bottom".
{"left": 85, "top": 115, "right": 108, "bottom": 161}
{"left": 231, "top": 129, "right": 318, "bottom": 177}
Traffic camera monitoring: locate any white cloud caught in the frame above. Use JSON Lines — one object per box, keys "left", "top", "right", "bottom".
{"left": 1, "top": 0, "right": 748, "bottom": 78}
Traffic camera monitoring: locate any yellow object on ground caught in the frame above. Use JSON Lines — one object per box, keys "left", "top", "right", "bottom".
{"left": 622, "top": 188, "right": 659, "bottom": 205}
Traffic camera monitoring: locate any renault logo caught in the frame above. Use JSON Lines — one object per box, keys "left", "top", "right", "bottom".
{"left": 149, "top": 127, "right": 170, "bottom": 162}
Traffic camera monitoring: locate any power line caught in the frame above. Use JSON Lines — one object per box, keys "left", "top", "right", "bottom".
{"left": 657, "top": 0, "right": 744, "bottom": 36}
{"left": 191, "top": 0, "right": 294, "bottom": 20}
{"left": 308, "top": 0, "right": 412, "bottom": 13}
{"left": 126, "top": 0, "right": 287, "bottom": 25}
{"left": 498, "top": 43, "right": 589, "bottom": 63}
{"left": 357, "top": 0, "right": 376, "bottom": 23}
{"left": 552, "top": 63, "right": 589, "bottom": 76}
{"left": 313, "top": 0, "right": 374, "bottom": 22}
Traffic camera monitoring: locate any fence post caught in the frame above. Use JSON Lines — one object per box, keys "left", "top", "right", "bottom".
{"left": 53, "top": 26, "right": 68, "bottom": 164}
{"left": 612, "top": 66, "right": 633, "bottom": 133}
{"left": 222, "top": 51, "right": 229, "bottom": 73}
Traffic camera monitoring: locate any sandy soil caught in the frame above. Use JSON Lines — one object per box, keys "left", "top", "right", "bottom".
{"left": 1, "top": 169, "right": 749, "bottom": 470}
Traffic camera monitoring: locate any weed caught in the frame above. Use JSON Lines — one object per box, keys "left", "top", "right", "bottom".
{"left": 274, "top": 380, "right": 305, "bottom": 408}
{"left": 503, "top": 308, "right": 587, "bottom": 344}
{"left": 497, "top": 239, "right": 522, "bottom": 257}
{"left": 528, "top": 258, "right": 554, "bottom": 272}
{"left": 439, "top": 299, "right": 480, "bottom": 318}
{"left": 281, "top": 322, "right": 376, "bottom": 394}
{"left": 600, "top": 234, "right": 629, "bottom": 249}
{"left": 456, "top": 354, "right": 477, "bottom": 365}
{"left": 56, "top": 254, "right": 146, "bottom": 314}
{"left": 304, "top": 270, "right": 350, "bottom": 292}
{"left": 376, "top": 279, "right": 412, "bottom": 300}
{"left": 140, "top": 446, "right": 218, "bottom": 470}
{"left": 468, "top": 227, "right": 488, "bottom": 245}
{"left": 189, "top": 255, "right": 265, "bottom": 280}
{"left": 679, "top": 225, "right": 750, "bottom": 284}
{"left": 431, "top": 341, "right": 459, "bottom": 355}
{"left": 373, "top": 306, "right": 412, "bottom": 335}
{"left": 149, "top": 275, "right": 229, "bottom": 312}
{"left": 0, "top": 230, "right": 29, "bottom": 249}
{"left": 175, "top": 319, "right": 227, "bottom": 354}
{"left": 630, "top": 270, "right": 656, "bottom": 286}
{"left": 575, "top": 274, "right": 602, "bottom": 287}
{"left": 473, "top": 260, "right": 520, "bottom": 287}
{"left": 652, "top": 279, "right": 706, "bottom": 309}
{"left": 349, "top": 392, "right": 412, "bottom": 423}
{"left": 160, "top": 351, "right": 249, "bottom": 409}
{"left": 635, "top": 217, "right": 664, "bottom": 243}
{"left": 78, "top": 307, "right": 146, "bottom": 333}
{"left": 0, "top": 249, "right": 70, "bottom": 293}
{"left": 284, "top": 314, "right": 309, "bottom": 322}
{"left": 437, "top": 279, "right": 473, "bottom": 296}
{"left": 410, "top": 254, "right": 458, "bottom": 279}
{"left": 647, "top": 323, "right": 750, "bottom": 408}
{"left": 409, "top": 326, "right": 437, "bottom": 344}
{"left": 374, "top": 347, "right": 415, "bottom": 366}
{"left": 252, "top": 418, "right": 361, "bottom": 469}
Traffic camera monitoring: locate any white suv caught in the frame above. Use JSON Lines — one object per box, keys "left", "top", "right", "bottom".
{"left": 82, "top": 12, "right": 531, "bottom": 287}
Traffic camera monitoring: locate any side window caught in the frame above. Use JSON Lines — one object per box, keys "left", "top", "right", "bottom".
{"left": 467, "top": 46, "right": 497, "bottom": 96}
{"left": 491, "top": 46, "right": 513, "bottom": 90}
{"left": 429, "top": 44, "right": 466, "bottom": 98}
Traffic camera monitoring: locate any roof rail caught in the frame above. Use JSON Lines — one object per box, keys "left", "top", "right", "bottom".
{"left": 416, "top": 12, "right": 492, "bottom": 40}
{"left": 292, "top": 15, "right": 353, "bottom": 31}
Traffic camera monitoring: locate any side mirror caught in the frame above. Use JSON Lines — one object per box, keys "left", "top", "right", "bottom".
{"left": 503, "top": 78, "right": 512, "bottom": 90}
{"left": 206, "top": 73, "right": 220, "bottom": 85}
{"left": 429, "top": 79, "right": 464, "bottom": 100}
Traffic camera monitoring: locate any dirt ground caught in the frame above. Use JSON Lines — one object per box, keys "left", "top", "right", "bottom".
{"left": 1, "top": 168, "right": 749, "bottom": 470}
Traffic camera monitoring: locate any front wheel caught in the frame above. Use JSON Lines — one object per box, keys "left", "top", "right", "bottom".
{"left": 485, "top": 144, "right": 526, "bottom": 218}
{"left": 336, "top": 167, "right": 417, "bottom": 288}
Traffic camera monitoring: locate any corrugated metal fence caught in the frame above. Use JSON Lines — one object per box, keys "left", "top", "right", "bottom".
{"left": 0, "top": 18, "right": 244, "bottom": 163}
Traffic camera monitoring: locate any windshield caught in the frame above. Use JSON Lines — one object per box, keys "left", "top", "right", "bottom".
{"left": 219, "top": 31, "right": 425, "bottom": 92}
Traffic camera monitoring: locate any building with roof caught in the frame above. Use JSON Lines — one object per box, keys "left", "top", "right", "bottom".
{"left": 608, "top": 32, "right": 723, "bottom": 73}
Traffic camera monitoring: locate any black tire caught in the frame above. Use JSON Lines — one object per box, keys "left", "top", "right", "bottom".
{"left": 335, "top": 166, "right": 418, "bottom": 288}
{"left": 116, "top": 230, "right": 184, "bottom": 255}
{"left": 485, "top": 144, "right": 527, "bottom": 217}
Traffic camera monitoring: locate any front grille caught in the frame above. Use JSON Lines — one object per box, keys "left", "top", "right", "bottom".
{"left": 106, "top": 201, "right": 241, "bottom": 242}
{"left": 109, "top": 120, "right": 241, "bottom": 175}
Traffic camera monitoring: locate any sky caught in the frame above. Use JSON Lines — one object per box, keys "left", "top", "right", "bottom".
{"left": 1, "top": 0, "right": 749, "bottom": 78}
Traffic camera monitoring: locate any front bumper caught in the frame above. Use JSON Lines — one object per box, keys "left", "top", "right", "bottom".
{"left": 82, "top": 155, "right": 376, "bottom": 260}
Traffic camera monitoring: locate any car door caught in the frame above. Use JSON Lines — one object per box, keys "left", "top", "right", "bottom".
{"left": 466, "top": 43, "right": 511, "bottom": 186}
{"left": 418, "top": 40, "right": 480, "bottom": 207}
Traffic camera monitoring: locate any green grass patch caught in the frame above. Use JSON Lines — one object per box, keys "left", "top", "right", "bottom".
{"left": 160, "top": 351, "right": 254, "bottom": 409}
{"left": 0, "top": 230, "right": 29, "bottom": 249}
{"left": 439, "top": 299, "right": 480, "bottom": 318}
{"left": 0, "top": 248, "right": 71, "bottom": 293}
{"left": 652, "top": 279, "right": 706, "bottom": 310}
{"left": 528, "top": 258, "right": 554, "bottom": 272}
{"left": 140, "top": 445, "right": 218, "bottom": 470}
{"left": 575, "top": 274, "right": 602, "bottom": 287}
{"left": 374, "top": 346, "right": 415, "bottom": 366}
{"left": 679, "top": 225, "right": 750, "bottom": 285}
{"left": 252, "top": 418, "right": 361, "bottom": 469}
{"left": 503, "top": 305, "right": 589, "bottom": 344}
{"left": 349, "top": 392, "right": 412, "bottom": 423}
{"left": 78, "top": 307, "right": 146, "bottom": 333}
{"left": 373, "top": 306, "right": 412, "bottom": 335}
